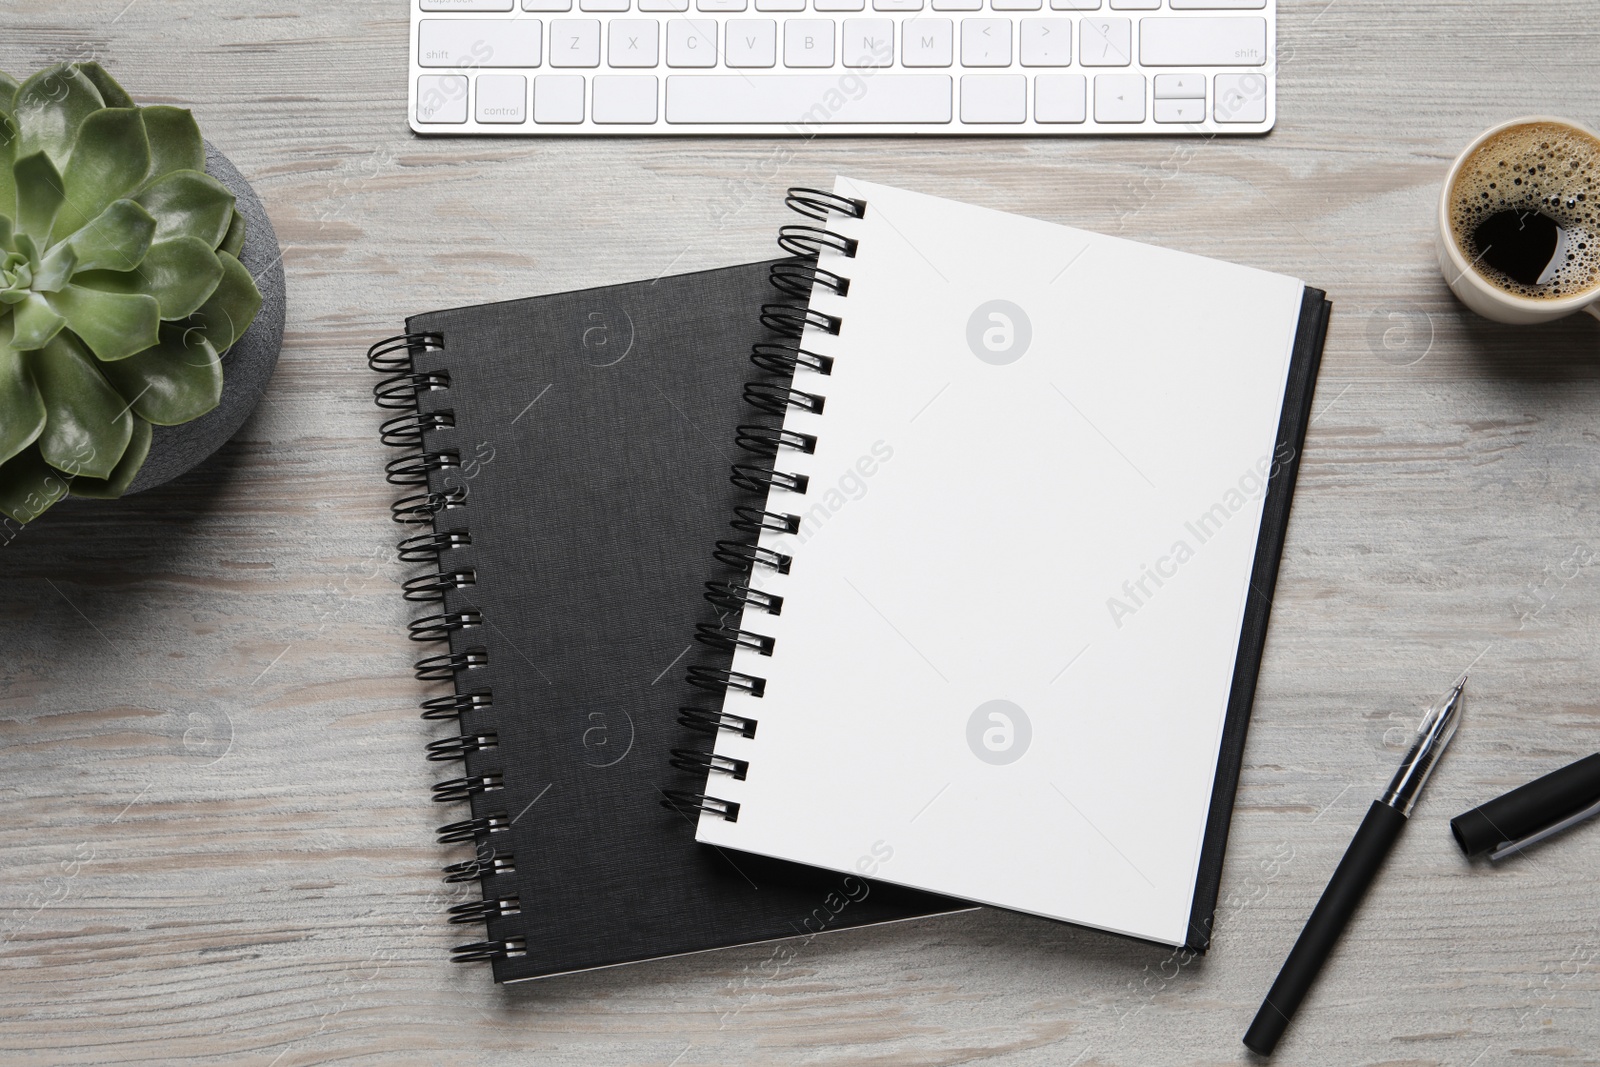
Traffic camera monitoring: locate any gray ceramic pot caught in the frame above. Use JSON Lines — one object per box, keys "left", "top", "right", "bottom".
{"left": 122, "top": 143, "right": 286, "bottom": 494}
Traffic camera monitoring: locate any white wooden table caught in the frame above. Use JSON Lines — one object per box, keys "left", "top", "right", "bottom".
{"left": 3, "top": 2, "right": 1599, "bottom": 1064}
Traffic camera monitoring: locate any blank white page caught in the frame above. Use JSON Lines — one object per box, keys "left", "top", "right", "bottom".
{"left": 696, "top": 177, "right": 1306, "bottom": 947}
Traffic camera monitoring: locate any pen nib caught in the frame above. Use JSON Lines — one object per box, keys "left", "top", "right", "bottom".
{"left": 1380, "top": 676, "right": 1466, "bottom": 816}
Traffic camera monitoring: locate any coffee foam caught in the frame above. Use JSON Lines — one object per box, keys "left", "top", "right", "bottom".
{"left": 1450, "top": 121, "right": 1600, "bottom": 300}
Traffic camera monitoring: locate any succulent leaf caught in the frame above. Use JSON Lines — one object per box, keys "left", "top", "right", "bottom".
{"left": 65, "top": 416, "right": 150, "bottom": 499}
{"left": 0, "top": 216, "right": 14, "bottom": 254}
{"left": 183, "top": 250, "right": 260, "bottom": 355}
{"left": 32, "top": 241, "right": 77, "bottom": 292}
{"left": 51, "top": 108, "right": 151, "bottom": 243}
{"left": 133, "top": 169, "right": 234, "bottom": 247}
{"left": 141, "top": 107, "right": 204, "bottom": 183}
{"left": 25, "top": 332, "right": 133, "bottom": 479}
{"left": 11, "top": 292, "right": 67, "bottom": 349}
{"left": 75, "top": 236, "right": 222, "bottom": 321}
{"left": 13, "top": 65, "right": 105, "bottom": 168}
{"left": 45, "top": 284, "right": 161, "bottom": 361}
{"left": 0, "top": 70, "right": 19, "bottom": 114}
{"left": 0, "top": 112, "right": 16, "bottom": 222}
{"left": 219, "top": 208, "right": 246, "bottom": 259}
{"left": 0, "top": 444, "right": 71, "bottom": 524}
{"left": 50, "top": 198, "right": 156, "bottom": 274}
{"left": 96, "top": 322, "right": 222, "bottom": 425}
{"left": 74, "top": 63, "right": 136, "bottom": 111}
{"left": 0, "top": 321, "right": 48, "bottom": 465}
{"left": 14, "top": 151, "right": 65, "bottom": 243}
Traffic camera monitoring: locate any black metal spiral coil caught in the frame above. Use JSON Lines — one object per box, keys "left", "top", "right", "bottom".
{"left": 397, "top": 530, "right": 472, "bottom": 564}
{"left": 381, "top": 409, "right": 455, "bottom": 447}
{"left": 712, "top": 539, "right": 791, "bottom": 575}
{"left": 694, "top": 622, "right": 776, "bottom": 656}
{"left": 670, "top": 188, "right": 863, "bottom": 835}
{"left": 450, "top": 938, "right": 526, "bottom": 963}
{"left": 659, "top": 790, "right": 740, "bottom": 822}
{"left": 371, "top": 328, "right": 517, "bottom": 964}
{"left": 442, "top": 852, "right": 516, "bottom": 883}
{"left": 750, "top": 342, "right": 834, "bottom": 377}
{"left": 448, "top": 896, "right": 521, "bottom": 925}
{"left": 409, "top": 610, "right": 483, "bottom": 642}
{"left": 420, "top": 691, "right": 493, "bottom": 720}
{"left": 403, "top": 568, "right": 476, "bottom": 602}
{"left": 436, "top": 812, "right": 510, "bottom": 844}
{"left": 668, "top": 748, "right": 749, "bottom": 780}
{"left": 676, "top": 707, "right": 759, "bottom": 738}
{"left": 433, "top": 773, "right": 504, "bottom": 804}
{"left": 704, "top": 579, "right": 784, "bottom": 616}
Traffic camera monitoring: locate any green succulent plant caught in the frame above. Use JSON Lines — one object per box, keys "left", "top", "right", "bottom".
{"left": 0, "top": 62, "right": 262, "bottom": 524}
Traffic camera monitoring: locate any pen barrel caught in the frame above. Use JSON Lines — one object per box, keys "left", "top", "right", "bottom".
{"left": 1243, "top": 800, "right": 1407, "bottom": 1056}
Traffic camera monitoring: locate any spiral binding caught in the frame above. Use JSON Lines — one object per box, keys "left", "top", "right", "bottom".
{"left": 665, "top": 188, "right": 862, "bottom": 826}
{"left": 367, "top": 332, "right": 518, "bottom": 967}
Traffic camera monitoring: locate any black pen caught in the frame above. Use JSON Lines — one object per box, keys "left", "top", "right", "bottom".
{"left": 1243, "top": 677, "right": 1466, "bottom": 1057}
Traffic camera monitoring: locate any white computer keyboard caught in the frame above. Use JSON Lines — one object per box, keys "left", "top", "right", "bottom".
{"left": 409, "top": 0, "right": 1274, "bottom": 135}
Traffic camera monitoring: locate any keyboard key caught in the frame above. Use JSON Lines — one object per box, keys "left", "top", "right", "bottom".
{"left": 1093, "top": 72, "right": 1144, "bottom": 121}
{"left": 1171, "top": 0, "right": 1265, "bottom": 7}
{"left": 992, "top": 0, "right": 1041, "bottom": 9}
{"left": 756, "top": 0, "right": 805, "bottom": 9}
{"left": 524, "top": 0, "right": 573, "bottom": 8}
{"left": 581, "top": 0, "right": 630, "bottom": 10}
{"left": 1034, "top": 72, "right": 1085, "bottom": 121}
{"left": 667, "top": 19, "right": 720, "bottom": 65}
{"left": 698, "top": 0, "right": 748, "bottom": 9}
{"left": 665, "top": 74, "right": 952, "bottom": 122}
{"left": 639, "top": 0, "right": 688, "bottom": 8}
{"left": 874, "top": 0, "right": 923, "bottom": 8}
{"left": 1140, "top": 18, "right": 1267, "bottom": 65}
{"left": 1153, "top": 73, "right": 1205, "bottom": 98}
{"left": 842, "top": 19, "right": 895, "bottom": 66}
{"left": 959, "top": 74, "right": 1024, "bottom": 122}
{"left": 610, "top": 19, "right": 661, "bottom": 65}
{"left": 1019, "top": 18, "right": 1070, "bottom": 65}
{"left": 816, "top": 0, "right": 866, "bottom": 10}
{"left": 902, "top": 18, "right": 953, "bottom": 65}
{"left": 1049, "top": 0, "right": 1100, "bottom": 8}
{"left": 784, "top": 20, "right": 835, "bottom": 66}
{"left": 1154, "top": 98, "right": 1203, "bottom": 122}
{"left": 419, "top": 20, "right": 543, "bottom": 66}
{"left": 593, "top": 75, "right": 659, "bottom": 121}
{"left": 416, "top": 76, "right": 469, "bottom": 123}
{"left": 476, "top": 74, "right": 528, "bottom": 122}
{"left": 726, "top": 19, "right": 778, "bottom": 66}
{"left": 533, "top": 74, "right": 586, "bottom": 121}
{"left": 1214, "top": 72, "right": 1266, "bottom": 121}
{"left": 1108, "top": 0, "right": 1158, "bottom": 8}
{"left": 423, "top": 0, "right": 513, "bottom": 8}
{"left": 1078, "top": 17, "right": 1130, "bottom": 65}
{"left": 549, "top": 20, "right": 602, "bottom": 66}
{"left": 932, "top": 0, "right": 982, "bottom": 11}
{"left": 960, "top": 19, "right": 1011, "bottom": 66}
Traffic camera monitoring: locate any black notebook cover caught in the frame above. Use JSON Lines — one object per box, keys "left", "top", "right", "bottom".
{"left": 1183, "top": 287, "right": 1331, "bottom": 951}
{"left": 380, "top": 262, "right": 961, "bottom": 982}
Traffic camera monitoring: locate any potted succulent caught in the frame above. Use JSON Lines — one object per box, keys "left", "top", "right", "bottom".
{"left": 0, "top": 62, "right": 280, "bottom": 525}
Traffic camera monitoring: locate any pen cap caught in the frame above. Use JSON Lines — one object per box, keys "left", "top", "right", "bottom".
{"left": 1450, "top": 753, "right": 1600, "bottom": 858}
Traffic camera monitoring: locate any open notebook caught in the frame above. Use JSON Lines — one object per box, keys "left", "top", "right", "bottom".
{"left": 675, "top": 179, "right": 1330, "bottom": 951}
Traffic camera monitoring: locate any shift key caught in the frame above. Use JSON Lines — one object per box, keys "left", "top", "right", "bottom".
{"left": 1139, "top": 18, "right": 1266, "bottom": 65}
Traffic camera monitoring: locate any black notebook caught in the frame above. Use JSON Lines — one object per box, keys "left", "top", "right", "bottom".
{"left": 368, "top": 262, "right": 962, "bottom": 982}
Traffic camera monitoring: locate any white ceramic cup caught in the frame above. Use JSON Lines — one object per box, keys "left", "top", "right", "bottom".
{"left": 1436, "top": 116, "right": 1600, "bottom": 325}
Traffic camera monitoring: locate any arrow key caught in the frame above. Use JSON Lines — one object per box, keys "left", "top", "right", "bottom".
{"left": 1093, "top": 72, "right": 1144, "bottom": 121}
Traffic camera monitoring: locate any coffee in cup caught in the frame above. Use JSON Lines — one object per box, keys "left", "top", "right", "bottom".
{"left": 1437, "top": 117, "right": 1600, "bottom": 324}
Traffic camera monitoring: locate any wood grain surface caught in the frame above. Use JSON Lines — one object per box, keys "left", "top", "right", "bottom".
{"left": 3, "top": 1, "right": 1600, "bottom": 1064}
